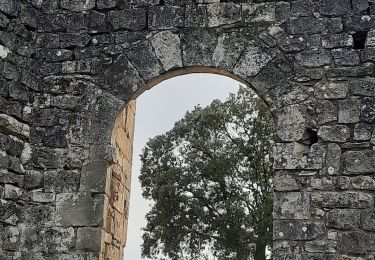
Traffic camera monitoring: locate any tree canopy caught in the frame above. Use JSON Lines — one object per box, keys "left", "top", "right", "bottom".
{"left": 139, "top": 87, "right": 275, "bottom": 260}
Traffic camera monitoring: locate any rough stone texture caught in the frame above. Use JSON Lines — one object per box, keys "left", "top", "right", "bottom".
{"left": 1, "top": 1, "right": 375, "bottom": 259}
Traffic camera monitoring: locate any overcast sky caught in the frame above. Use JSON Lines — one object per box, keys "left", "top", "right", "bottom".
{"left": 123, "top": 73, "right": 240, "bottom": 260}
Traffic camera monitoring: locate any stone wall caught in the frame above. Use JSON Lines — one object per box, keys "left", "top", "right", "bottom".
{"left": 0, "top": 0, "right": 375, "bottom": 259}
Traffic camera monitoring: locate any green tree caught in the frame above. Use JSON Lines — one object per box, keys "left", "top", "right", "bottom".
{"left": 139, "top": 87, "right": 275, "bottom": 260}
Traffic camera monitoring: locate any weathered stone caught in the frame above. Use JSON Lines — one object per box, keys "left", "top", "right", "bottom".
{"left": 325, "top": 18, "right": 343, "bottom": 33}
{"left": 276, "top": 105, "right": 306, "bottom": 141}
{"left": 344, "top": 15, "right": 375, "bottom": 31}
{"left": 343, "top": 150, "right": 375, "bottom": 174}
{"left": 233, "top": 42, "right": 275, "bottom": 78}
{"left": 296, "top": 50, "right": 331, "bottom": 68}
{"left": 354, "top": 123, "right": 373, "bottom": 141}
{"left": 242, "top": 3, "right": 276, "bottom": 23}
{"left": 87, "top": 11, "right": 107, "bottom": 33}
{"left": 76, "top": 227, "right": 103, "bottom": 251}
{"left": 311, "top": 191, "right": 373, "bottom": 208}
{"left": 127, "top": 41, "right": 162, "bottom": 81}
{"left": 60, "top": 0, "right": 95, "bottom": 12}
{"left": 274, "top": 172, "right": 300, "bottom": 191}
{"left": 56, "top": 193, "right": 106, "bottom": 227}
{"left": 324, "top": 143, "right": 341, "bottom": 175}
{"left": 109, "top": 9, "right": 147, "bottom": 31}
{"left": 274, "top": 143, "right": 326, "bottom": 170}
{"left": 278, "top": 35, "right": 307, "bottom": 52}
{"left": 207, "top": 3, "right": 241, "bottom": 27}
{"left": 339, "top": 231, "right": 370, "bottom": 255}
{"left": 148, "top": 6, "right": 184, "bottom": 29}
{"left": 361, "top": 210, "right": 375, "bottom": 231}
{"left": 310, "top": 177, "right": 335, "bottom": 190}
{"left": 350, "top": 78, "right": 375, "bottom": 96}
{"left": 361, "top": 97, "right": 375, "bottom": 123}
{"left": 0, "top": 114, "right": 30, "bottom": 139}
{"left": 318, "top": 0, "right": 351, "bottom": 15}
{"left": 97, "top": 0, "right": 118, "bottom": 9}
{"left": 4, "top": 184, "right": 22, "bottom": 199}
{"left": 182, "top": 29, "right": 217, "bottom": 67}
{"left": 338, "top": 98, "right": 361, "bottom": 123}
{"left": 274, "top": 220, "right": 326, "bottom": 240}
{"left": 314, "top": 81, "right": 348, "bottom": 99}
{"left": 318, "top": 125, "right": 350, "bottom": 142}
{"left": 25, "top": 170, "right": 43, "bottom": 189}
{"left": 352, "top": 176, "right": 375, "bottom": 190}
{"left": 322, "top": 34, "right": 353, "bottom": 49}
{"left": 150, "top": 31, "right": 182, "bottom": 71}
{"left": 0, "top": 0, "right": 17, "bottom": 16}
{"left": 327, "top": 209, "right": 360, "bottom": 230}
{"left": 31, "top": 191, "right": 55, "bottom": 203}
{"left": 332, "top": 49, "right": 360, "bottom": 66}
{"left": 337, "top": 176, "right": 350, "bottom": 190}
{"left": 286, "top": 17, "right": 324, "bottom": 35}
{"left": 32, "top": 147, "right": 65, "bottom": 169}
{"left": 353, "top": 0, "right": 370, "bottom": 14}
{"left": 366, "top": 29, "right": 375, "bottom": 47}
{"left": 213, "top": 30, "right": 247, "bottom": 70}
{"left": 317, "top": 100, "right": 337, "bottom": 124}
{"left": 0, "top": 169, "right": 23, "bottom": 187}
{"left": 304, "top": 239, "right": 337, "bottom": 253}
{"left": 274, "top": 192, "right": 310, "bottom": 219}
{"left": 291, "top": 0, "right": 314, "bottom": 17}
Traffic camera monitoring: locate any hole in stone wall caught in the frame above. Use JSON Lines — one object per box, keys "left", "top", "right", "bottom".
{"left": 353, "top": 31, "right": 368, "bottom": 49}
{"left": 302, "top": 128, "right": 318, "bottom": 146}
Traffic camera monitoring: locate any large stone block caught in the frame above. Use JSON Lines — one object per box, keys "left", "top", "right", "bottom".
{"left": 0, "top": 114, "right": 30, "bottom": 139}
{"left": 327, "top": 209, "right": 360, "bottom": 230}
{"left": 352, "top": 176, "right": 375, "bottom": 190}
{"left": 338, "top": 98, "right": 361, "bottom": 123}
{"left": 343, "top": 150, "right": 375, "bottom": 174}
{"left": 213, "top": 30, "right": 248, "bottom": 70}
{"left": 318, "top": 125, "right": 350, "bottom": 142}
{"left": 276, "top": 105, "right": 306, "bottom": 142}
{"left": 324, "top": 143, "right": 341, "bottom": 175}
{"left": 126, "top": 41, "right": 162, "bottom": 81}
{"left": 339, "top": 231, "right": 371, "bottom": 255}
{"left": 150, "top": 31, "right": 182, "bottom": 71}
{"left": 60, "top": 0, "right": 95, "bottom": 11}
{"left": 318, "top": 0, "right": 351, "bottom": 15}
{"left": 350, "top": 78, "right": 375, "bottom": 97}
{"left": 311, "top": 191, "right": 373, "bottom": 208}
{"left": 274, "top": 220, "right": 326, "bottom": 240}
{"left": 295, "top": 50, "right": 331, "bottom": 67}
{"left": 274, "top": 192, "right": 310, "bottom": 219}
{"left": 362, "top": 97, "right": 375, "bottom": 123}
{"left": 286, "top": 17, "right": 324, "bottom": 35}
{"left": 148, "top": 6, "right": 184, "bottom": 29}
{"left": 361, "top": 210, "right": 375, "bottom": 231}
{"left": 233, "top": 41, "right": 275, "bottom": 78}
{"left": 76, "top": 227, "right": 104, "bottom": 251}
{"left": 242, "top": 3, "right": 275, "bottom": 23}
{"left": 207, "top": 3, "right": 241, "bottom": 27}
{"left": 55, "top": 192, "right": 107, "bottom": 227}
{"left": 274, "top": 143, "right": 326, "bottom": 170}
{"left": 80, "top": 145, "right": 110, "bottom": 193}
{"left": 109, "top": 9, "right": 147, "bottom": 31}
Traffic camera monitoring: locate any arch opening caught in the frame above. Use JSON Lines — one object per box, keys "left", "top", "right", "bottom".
{"left": 109, "top": 69, "right": 275, "bottom": 260}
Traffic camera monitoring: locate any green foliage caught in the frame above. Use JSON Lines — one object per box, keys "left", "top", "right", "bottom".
{"left": 139, "top": 87, "right": 275, "bottom": 260}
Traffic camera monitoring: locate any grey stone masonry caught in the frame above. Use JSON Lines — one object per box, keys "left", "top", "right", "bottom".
{"left": 0, "top": 0, "right": 375, "bottom": 259}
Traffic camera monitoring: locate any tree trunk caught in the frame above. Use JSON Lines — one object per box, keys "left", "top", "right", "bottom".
{"left": 254, "top": 243, "right": 266, "bottom": 260}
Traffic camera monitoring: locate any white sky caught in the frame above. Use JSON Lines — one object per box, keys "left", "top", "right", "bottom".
{"left": 123, "top": 74, "right": 240, "bottom": 260}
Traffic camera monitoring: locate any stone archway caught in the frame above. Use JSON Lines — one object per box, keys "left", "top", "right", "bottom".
{"left": 0, "top": 0, "right": 374, "bottom": 259}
